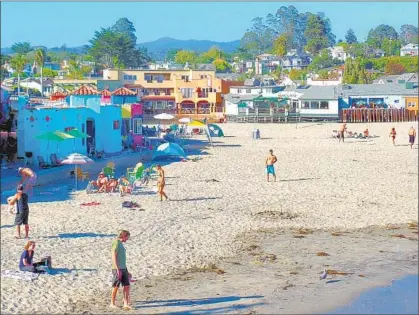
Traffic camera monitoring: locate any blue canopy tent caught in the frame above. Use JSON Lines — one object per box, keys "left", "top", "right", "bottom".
{"left": 152, "top": 142, "right": 187, "bottom": 161}
{"left": 208, "top": 124, "right": 224, "bottom": 137}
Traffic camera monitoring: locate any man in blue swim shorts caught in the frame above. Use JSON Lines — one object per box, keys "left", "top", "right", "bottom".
{"left": 265, "top": 149, "right": 278, "bottom": 182}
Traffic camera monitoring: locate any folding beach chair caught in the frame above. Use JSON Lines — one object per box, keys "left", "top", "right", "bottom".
{"left": 102, "top": 166, "right": 114, "bottom": 179}
{"left": 50, "top": 154, "right": 62, "bottom": 167}
{"left": 37, "top": 156, "right": 50, "bottom": 169}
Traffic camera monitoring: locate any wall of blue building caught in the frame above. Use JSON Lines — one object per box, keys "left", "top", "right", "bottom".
{"left": 112, "top": 95, "right": 138, "bottom": 105}
{"left": 89, "top": 106, "right": 122, "bottom": 153}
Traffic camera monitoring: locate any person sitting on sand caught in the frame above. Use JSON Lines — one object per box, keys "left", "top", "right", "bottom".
{"left": 265, "top": 149, "right": 278, "bottom": 182}
{"left": 106, "top": 177, "right": 119, "bottom": 193}
{"left": 364, "top": 128, "right": 369, "bottom": 138}
{"left": 408, "top": 126, "right": 416, "bottom": 149}
{"left": 339, "top": 123, "right": 347, "bottom": 143}
{"left": 118, "top": 175, "right": 130, "bottom": 196}
{"left": 96, "top": 172, "right": 109, "bottom": 193}
{"left": 156, "top": 165, "right": 168, "bottom": 201}
{"left": 8, "top": 184, "right": 30, "bottom": 239}
{"left": 110, "top": 230, "right": 132, "bottom": 310}
{"left": 19, "top": 241, "right": 45, "bottom": 273}
{"left": 389, "top": 127, "right": 397, "bottom": 146}
{"left": 18, "top": 167, "right": 37, "bottom": 196}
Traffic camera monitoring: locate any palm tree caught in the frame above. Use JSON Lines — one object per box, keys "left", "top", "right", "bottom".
{"left": 10, "top": 54, "right": 27, "bottom": 96}
{"left": 34, "top": 49, "right": 46, "bottom": 96}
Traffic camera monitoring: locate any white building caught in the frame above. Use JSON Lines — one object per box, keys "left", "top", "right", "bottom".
{"left": 328, "top": 46, "right": 353, "bottom": 62}
{"left": 19, "top": 78, "right": 54, "bottom": 96}
{"left": 400, "top": 44, "right": 419, "bottom": 56}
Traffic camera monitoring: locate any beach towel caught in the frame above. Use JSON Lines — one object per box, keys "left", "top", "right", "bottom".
{"left": 80, "top": 202, "right": 101, "bottom": 206}
{"left": 1, "top": 270, "right": 40, "bottom": 281}
{"left": 122, "top": 201, "right": 140, "bottom": 208}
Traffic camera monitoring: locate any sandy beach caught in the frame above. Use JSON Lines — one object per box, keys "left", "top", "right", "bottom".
{"left": 1, "top": 122, "right": 418, "bottom": 314}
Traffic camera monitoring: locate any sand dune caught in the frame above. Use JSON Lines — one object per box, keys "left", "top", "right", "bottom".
{"left": 1, "top": 122, "right": 417, "bottom": 314}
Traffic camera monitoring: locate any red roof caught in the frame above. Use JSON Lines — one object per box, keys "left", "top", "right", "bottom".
{"left": 101, "top": 89, "right": 112, "bottom": 97}
{"left": 112, "top": 87, "right": 137, "bottom": 96}
{"left": 70, "top": 85, "right": 99, "bottom": 95}
{"left": 51, "top": 91, "right": 67, "bottom": 97}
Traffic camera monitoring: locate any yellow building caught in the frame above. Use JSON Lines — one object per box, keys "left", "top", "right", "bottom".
{"left": 101, "top": 68, "right": 242, "bottom": 119}
{"left": 405, "top": 96, "right": 418, "bottom": 112}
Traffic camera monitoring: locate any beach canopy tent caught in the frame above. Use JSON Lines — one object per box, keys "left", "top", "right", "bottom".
{"left": 35, "top": 131, "right": 75, "bottom": 141}
{"left": 179, "top": 117, "right": 191, "bottom": 123}
{"left": 65, "top": 128, "right": 90, "bottom": 151}
{"left": 208, "top": 124, "right": 224, "bottom": 137}
{"left": 152, "top": 142, "right": 186, "bottom": 161}
{"left": 154, "top": 113, "right": 175, "bottom": 120}
{"left": 187, "top": 120, "right": 213, "bottom": 146}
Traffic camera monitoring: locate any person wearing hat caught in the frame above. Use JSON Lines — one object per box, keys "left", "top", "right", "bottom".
{"left": 7, "top": 184, "right": 30, "bottom": 239}
{"left": 18, "top": 167, "right": 37, "bottom": 196}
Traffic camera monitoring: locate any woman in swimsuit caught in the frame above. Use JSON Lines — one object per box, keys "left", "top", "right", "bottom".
{"left": 156, "top": 165, "right": 168, "bottom": 201}
{"left": 18, "top": 167, "right": 37, "bottom": 196}
{"left": 389, "top": 127, "right": 397, "bottom": 146}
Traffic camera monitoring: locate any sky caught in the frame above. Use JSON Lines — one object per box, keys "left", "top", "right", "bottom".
{"left": 1, "top": 1, "right": 418, "bottom": 48}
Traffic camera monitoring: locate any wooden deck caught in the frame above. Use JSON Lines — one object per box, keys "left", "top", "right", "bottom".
{"left": 341, "top": 108, "right": 418, "bottom": 123}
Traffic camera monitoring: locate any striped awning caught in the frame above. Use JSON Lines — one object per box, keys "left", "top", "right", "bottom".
{"left": 101, "top": 89, "right": 112, "bottom": 97}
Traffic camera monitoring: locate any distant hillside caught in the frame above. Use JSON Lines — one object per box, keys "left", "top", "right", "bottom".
{"left": 138, "top": 37, "right": 241, "bottom": 60}
{"left": 1, "top": 37, "right": 241, "bottom": 60}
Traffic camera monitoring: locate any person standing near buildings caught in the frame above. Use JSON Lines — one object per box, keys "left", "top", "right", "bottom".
{"left": 8, "top": 184, "right": 30, "bottom": 239}
{"left": 389, "top": 127, "right": 397, "bottom": 146}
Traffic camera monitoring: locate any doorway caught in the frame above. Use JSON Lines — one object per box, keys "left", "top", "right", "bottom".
{"left": 86, "top": 119, "right": 95, "bottom": 154}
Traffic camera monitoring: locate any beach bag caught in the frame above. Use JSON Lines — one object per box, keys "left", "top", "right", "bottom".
{"left": 40, "top": 256, "right": 52, "bottom": 269}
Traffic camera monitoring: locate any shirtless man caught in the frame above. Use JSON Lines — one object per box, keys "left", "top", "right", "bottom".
{"left": 408, "top": 126, "right": 416, "bottom": 149}
{"left": 265, "top": 149, "right": 278, "bottom": 182}
{"left": 339, "top": 123, "right": 347, "bottom": 143}
{"left": 156, "top": 165, "right": 168, "bottom": 201}
{"left": 18, "top": 167, "right": 37, "bottom": 196}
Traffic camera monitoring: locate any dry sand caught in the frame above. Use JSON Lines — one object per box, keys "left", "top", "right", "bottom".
{"left": 1, "top": 122, "right": 418, "bottom": 314}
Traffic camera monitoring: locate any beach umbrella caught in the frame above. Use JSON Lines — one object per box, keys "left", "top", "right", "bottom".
{"left": 35, "top": 130, "right": 75, "bottom": 158}
{"left": 66, "top": 128, "right": 90, "bottom": 152}
{"left": 35, "top": 130, "right": 75, "bottom": 141}
{"left": 178, "top": 117, "right": 191, "bottom": 123}
{"left": 60, "top": 153, "right": 94, "bottom": 189}
{"left": 154, "top": 113, "right": 175, "bottom": 120}
{"left": 187, "top": 120, "right": 213, "bottom": 146}
{"left": 152, "top": 142, "right": 186, "bottom": 161}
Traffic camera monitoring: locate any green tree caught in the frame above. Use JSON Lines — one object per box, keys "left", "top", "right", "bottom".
{"left": 212, "top": 59, "right": 231, "bottom": 73}
{"left": 34, "top": 48, "right": 46, "bottom": 96}
{"left": 88, "top": 27, "right": 149, "bottom": 68}
{"left": 198, "top": 46, "right": 225, "bottom": 63}
{"left": 304, "top": 14, "right": 330, "bottom": 55}
{"left": 10, "top": 54, "right": 27, "bottom": 95}
{"left": 399, "top": 24, "right": 419, "bottom": 44}
{"left": 240, "top": 17, "right": 275, "bottom": 56}
{"left": 111, "top": 17, "right": 137, "bottom": 45}
{"left": 174, "top": 50, "right": 197, "bottom": 65}
{"left": 166, "top": 49, "right": 181, "bottom": 62}
{"left": 366, "top": 25, "right": 398, "bottom": 49}
{"left": 34, "top": 68, "right": 58, "bottom": 78}
{"left": 345, "top": 29, "right": 358, "bottom": 44}
{"left": 67, "top": 60, "right": 92, "bottom": 79}
{"left": 288, "top": 68, "right": 306, "bottom": 81}
{"left": 272, "top": 34, "right": 288, "bottom": 56}
{"left": 381, "top": 38, "right": 402, "bottom": 56}
{"left": 11, "top": 41, "right": 32, "bottom": 54}
{"left": 308, "top": 49, "right": 340, "bottom": 72}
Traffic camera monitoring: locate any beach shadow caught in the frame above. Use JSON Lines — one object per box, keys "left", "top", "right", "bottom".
{"left": 0, "top": 224, "right": 14, "bottom": 229}
{"left": 280, "top": 177, "right": 320, "bottom": 182}
{"left": 223, "top": 136, "right": 236, "bottom": 138}
{"left": 49, "top": 268, "right": 97, "bottom": 275}
{"left": 260, "top": 137, "right": 273, "bottom": 140}
{"left": 136, "top": 295, "right": 264, "bottom": 309}
{"left": 326, "top": 280, "right": 342, "bottom": 284}
{"left": 170, "top": 197, "right": 221, "bottom": 202}
{"left": 44, "top": 232, "right": 116, "bottom": 239}
{"left": 213, "top": 144, "right": 242, "bottom": 147}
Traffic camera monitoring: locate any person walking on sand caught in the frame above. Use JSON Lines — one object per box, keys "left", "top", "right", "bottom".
{"left": 110, "top": 230, "right": 132, "bottom": 310}
{"left": 265, "top": 149, "right": 278, "bottom": 182}
{"left": 156, "top": 164, "right": 168, "bottom": 201}
{"left": 389, "top": 127, "right": 397, "bottom": 146}
{"left": 408, "top": 126, "right": 416, "bottom": 149}
{"left": 339, "top": 123, "right": 347, "bottom": 143}
{"left": 18, "top": 167, "right": 37, "bottom": 196}
{"left": 8, "top": 185, "right": 30, "bottom": 239}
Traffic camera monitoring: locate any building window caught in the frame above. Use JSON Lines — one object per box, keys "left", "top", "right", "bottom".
{"left": 181, "top": 75, "right": 190, "bottom": 82}
{"left": 320, "top": 101, "right": 329, "bottom": 109}
{"left": 310, "top": 101, "right": 319, "bottom": 109}
{"left": 408, "top": 102, "right": 416, "bottom": 107}
{"left": 237, "top": 89, "right": 242, "bottom": 93}
{"left": 64, "top": 127, "right": 75, "bottom": 132}
{"left": 246, "top": 89, "right": 251, "bottom": 93}
{"left": 113, "top": 120, "right": 120, "bottom": 130}
{"left": 133, "top": 75, "right": 137, "bottom": 80}
{"left": 133, "top": 118, "right": 142, "bottom": 135}
{"left": 303, "top": 101, "right": 310, "bottom": 109}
